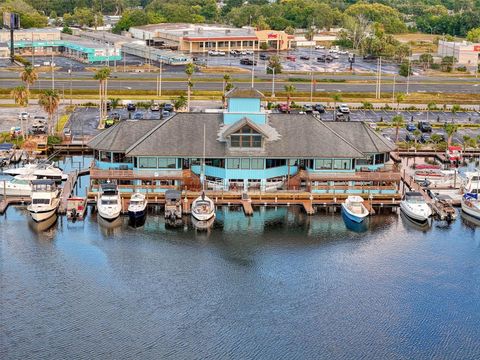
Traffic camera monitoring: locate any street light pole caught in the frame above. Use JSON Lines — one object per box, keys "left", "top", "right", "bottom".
{"left": 406, "top": 58, "right": 411, "bottom": 95}
{"left": 267, "top": 66, "right": 275, "bottom": 98}
{"left": 68, "top": 66, "right": 72, "bottom": 106}
{"left": 392, "top": 75, "right": 396, "bottom": 104}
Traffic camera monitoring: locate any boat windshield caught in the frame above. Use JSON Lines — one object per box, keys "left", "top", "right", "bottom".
{"left": 101, "top": 199, "right": 118, "bottom": 205}
{"left": 406, "top": 195, "right": 425, "bottom": 203}
{"left": 194, "top": 201, "right": 212, "bottom": 214}
{"left": 10, "top": 178, "right": 29, "bottom": 185}
{"left": 130, "top": 200, "right": 142, "bottom": 205}
{"left": 32, "top": 199, "right": 50, "bottom": 205}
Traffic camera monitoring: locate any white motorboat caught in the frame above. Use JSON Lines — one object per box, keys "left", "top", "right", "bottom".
{"left": 461, "top": 193, "right": 480, "bottom": 220}
{"left": 165, "top": 189, "right": 182, "bottom": 220}
{"left": 4, "top": 162, "right": 67, "bottom": 181}
{"left": 400, "top": 192, "right": 432, "bottom": 223}
{"left": 462, "top": 170, "right": 480, "bottom": 195}
{"left": 191, "top": 191, "right": 215, "bottom": 221}
{"left": 341, "top": 196, "right": 369, "bottom": 223}
{"left": 66, "top": 197, "right": 87, "bottom": 220}
{"left": 97, "top": 183, "right": 122, "bottom": 221}
{"left": 413, "top": 169, "right": 459, "bottom": 187}
{"left": 27, "top": 179, "right": 60, "bottom": 222}
{"left": 1, "top": 174, "right": 37, "bottom": 196}
{"left": 127, "top": 192, "right": 147, "bottom": 222}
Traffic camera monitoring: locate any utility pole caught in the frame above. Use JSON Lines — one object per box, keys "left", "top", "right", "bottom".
{"left": 68, "top": 66, "right": 72, "bottom": 106}
{"left": 267, "top": 66, "right": 275, "bottom": 98}
{"left": 392, "top": 75, "right": 396, "bottom": 104}
{"left": 51, "top": 51, "right": 55, "bottom": 91}
{"left": 406, "top": 58, "right": 411, "bottom": 95}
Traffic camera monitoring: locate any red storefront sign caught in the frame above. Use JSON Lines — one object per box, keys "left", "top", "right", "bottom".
{"left": 474, "top": 45, "right": 480, "bottom": 52}
{"left": 268, "top": 33, "right": 278, "bottom": 39}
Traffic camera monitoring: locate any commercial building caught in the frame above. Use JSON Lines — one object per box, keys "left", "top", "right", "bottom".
{"left": 438, "top": 40, "right": 480, "bottom": 67}
{"left": 0, "top": 28, "right": 61, "bottom": 43}
{"left": 88, "top": 88, "right": 398, "bottom": 194}
{"left": 129, "top": 23, "right": 293, "bottom": 53}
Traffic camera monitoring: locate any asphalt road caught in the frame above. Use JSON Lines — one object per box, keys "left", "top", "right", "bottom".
{"left": 4, "top": 78, "right": 477, "bottom": 95}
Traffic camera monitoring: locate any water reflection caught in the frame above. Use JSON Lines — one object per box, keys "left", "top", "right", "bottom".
{"left": 461, "top": 212, "right": 480, "bottom": 230}
{"left": 400, "top": 211, "right": 432, "bottom": 232}
{"left": 342, "top": 211, "right": 368, "bottom": 233}
{"left": 96, "top": 215, "right": 123, "bottom": 236}
{"left": 28, "top": 214, "right": 58, "bottom": 237}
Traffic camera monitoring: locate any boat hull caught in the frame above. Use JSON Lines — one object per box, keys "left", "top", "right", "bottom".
{"left": 3, "top": 187, "right": 32, "bottom": 197}
{"left": 461, "top": 200, "right": 480, "bottom": 220}
{"left": 128, "top": 208, "right": 146, "bottom": 221}
{"left": 341, "top": 204, "right": 368, "bottom": 223}
{"left": 400, "top": 203, "right": 430, "bottom": 223}
{"left": 97, "top": 206, "right": 121, "bottom": 221}
{"left": 192, "top": 212, "right": 215, "bottom": 221}
{"left": 28, "top": 207, "right": 57, "bottom": 222}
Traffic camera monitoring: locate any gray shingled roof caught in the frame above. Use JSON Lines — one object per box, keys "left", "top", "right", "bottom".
{"left": 225, "top": 87, "right": 264, "bottom": 99}
{"left": 87, "top": 120, "right": 161, "bottom": 151}
{"left": 90, "top": 113, "right": 394, "bottom": 158}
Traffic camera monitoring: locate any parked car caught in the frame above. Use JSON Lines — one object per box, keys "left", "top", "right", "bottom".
{"left": 286, "top": 55, "right": 296, "bottom": 62}
{"left": 406, "top": 123, "right": 417, "bottom": 131}
{"left": 433, "top": 132, "right": 446, "bottom": 142}
{"left": 303, "top": 104, "right": 313, "bottom": 113}
{"left": 18, "top": 112, "right": 29, "bottom": 120}
{"left": 150, "top": 103, "right": 160, "bottom": 111}
{"left": 133, "top": 112, "right": 143, "bottom": 120}
{"left": 315, "top": 45, "right": 325, "bottom": 49}
{"left": 418, "top": 121, "right": 432, "bottom": 132}
{"left": 208, "top": 50, "right": 219, "bottom": 56}
{"left": 337, "top": 104, "right": 350, "bottom": 114}
{"left": 405, "top": 133, "right": 416, "bottom": 142}
{"left": 33, "top": 115, "right": 47, "bottom": 124}
{"left": 363, "top": 54, "right": 378, "bottom": 61}
{"left": 245, "top": 50, "right": 254, "bottom": 55}
{"left": 314, "top": 104, "right": 326, "bottom": 113}
{"left": 278, "top": 104, "right": 289, "bottom": 113}
{"left": 325, "top": 55, "right": 334, "bottom": 62}
{"left": 162, "top": 110, "right": 171, "bottom": 118}
{"left": 259, "top": 54, "right": 270, "bottom": 60}
{"left": 240, "top": 58, "right": 256, "bottom": 66}
{"left": 317, "top": 56, "right": 326, "bottom": 63}
{"left": 105, "top": 118, "right": 116, "bottom": 128}
{"left": 300, "top": 55, "right": 310, "bottom": 60}
{"left": 338, "top": 50, "right": 349, "bottom": 55}
{"left": 110, "top": 112, "right": 121, "bottom": 120}
{"left": 420, "top": 134, "right": 431, "bottom": 143}
{"left": 163, "top": 103, "right": 174, "bottom": 112}
{"left": 126, "top": 103, "right": 136, "bottom": 111}
{"left": 106, "top": 101, "right": 111, "bottom": 111}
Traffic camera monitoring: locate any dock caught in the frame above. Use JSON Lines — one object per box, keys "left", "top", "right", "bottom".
{"left": 58, "top": 168, "right": 90, "bottom": 214}
{"left": 0, "top": 196, "right": 31, "bottom": 214}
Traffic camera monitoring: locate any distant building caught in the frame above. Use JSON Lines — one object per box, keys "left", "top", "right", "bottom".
{"left": 438, "top": 40, "right": 480, "bottom": 67}
{"left": 129, "top": 23, "right": 293, "bottom": 53}
{"left": 88, "top": 88, "right": 398, "bottom": 193}
{"left": 0, "top": 28, "right": 61, "bottom": 43}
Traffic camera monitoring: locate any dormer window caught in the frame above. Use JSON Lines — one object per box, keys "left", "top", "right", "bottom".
{"left": 230, "top": 126, "right": 262, "bottom": 148}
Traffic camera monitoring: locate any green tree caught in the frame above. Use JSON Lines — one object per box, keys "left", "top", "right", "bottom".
{"left": 11, "top": 85, "right": 29, "bottom": 140}
{"left": 391, "top": 115, "right": 405, "bottom": 143}
{"left": 267, "top": 55, "right": 282, "bottom": 74}
{"left": 222, "top": 74, "right": 231, "bottom": 94}
{"left": 399, "top": 61, "right": 412, "bottom": 77}
{"left": 467, "top": 27, "right": 480, "bottom": 42}
{"left": 38, "top": 89, "right": 60, "bottom": 135}
{"left": 173, "top": 95, "right": 187, "bottom": 111}
{"left": 451, "top": 104, "right": 461, "bottom": 123}
{"left": 113, "top": 9, "right": 149, "bottom": 33}
{"left": 396, "top": 93, "right": 405, "bottom": 111}
{"left": 185, "top": 63, "right": 195, "bottom": 112}
{"left": 109, "top": 98, "right": 121, "bottom": 109}
{"left": 345, "top": 2, "right": 407, "bottom": 34}
{"left": 284, "top": 84, "right": 296, "bottom": 113}
{"left": 443, "top": 123, "right": 458, "bottom": 147}
{"left": 419, "top": 53, "right": 433, "bottom": 70}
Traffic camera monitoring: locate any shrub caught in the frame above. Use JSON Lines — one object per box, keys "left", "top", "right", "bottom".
{"left": 47, "top": 135, "right": 62, "bottom": 145}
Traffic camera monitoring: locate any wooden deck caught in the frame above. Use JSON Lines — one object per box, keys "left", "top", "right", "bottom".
{"left": 0, "top": 196, "right": 31, "bottom": 214}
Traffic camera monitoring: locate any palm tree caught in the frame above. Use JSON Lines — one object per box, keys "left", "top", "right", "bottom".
{"left": 284, "top": 84, "right": 296, "bottom": 113}
{"left": 391, "top": 115, "right": 405, "bottom": 143}
{"left": 427, "top": 102, "right": 436, "bottom": 122}
{"left": 173, "top": 95, "right": 187, "bottom": 111}
{"left": 109, "top": 97, "right": 121, "bottom": 109}
{"left": 185, "top": 63, "right": 195, "bottom": 112}
{"left": 443, "top": 123, "right": 458, "bottom": 148}
{"left": 38, "top": 89, "right": 60, "bottom": 135}
{"left": 396, "top": 92, "right": 405, "bottom": 111}
{"left": 451, "top": 104, "right": 461, "bottom": 123}
{"left": 222, "top": 74, "right": 231, "bottom": 94}
{"left": 11, "top": 85, "right": 29, "bottom": 140}
{"left": 20, "top": 65, "right": 38, "bottom": 136}
{"left": 331, "top": 93, "right": 342, "bottom": 120}
{"left": 94, "top": 67, "right": 111, "bottom": 125}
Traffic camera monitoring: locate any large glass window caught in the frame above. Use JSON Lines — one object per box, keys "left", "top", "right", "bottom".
{"left": 100, "top": 151, "right": 111, "bottom": 162}
{"left": 374, "top": 153, "right": 385, "bottom": 164}
{"left": 266, "top": 159, "right": 286, "bottom": 168}
{"left": 158, "top": 158, "right": 177, "bottom": 169}
{"left": 333, "top": 159, "right": 351, "bottom": 170}
{"left": 241, "top": 159, "right": 250, "bottom": 169}
{"left": 315, "top": 159, "right": 332, "bottom": 170}
{"left": 251, "top": 159, "right": 264, "bottom": 169}
{"left": 230, "top": 126, "right": 262, "bottom": 148}
{"left": 227, "top": 158, "right": 240, "bottom": 169}
{"left": 138, "top": 157, "right": 157, "bottom": 168}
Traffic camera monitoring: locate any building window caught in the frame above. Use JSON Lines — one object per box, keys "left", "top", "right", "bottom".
{"left": 100, "top": 151, "right": 111, "bottom": 162}
{"left": 230, "top": 126, "right": 262, "bottom": 148}
{"left": 241, "top": 158, "right": 250, "bottom": 169}
{"left": 251, "top": 159, "right": 264, "bottom": 169}
{"left": 333, "top": 159, "right": 351, "bottom": 170}
{"left": 138, "top": 157, "right": 157, "bottom": 168}
{"left": 315, "top": 159, "right": 332, "bottom": 170}
{"left": 158, "top": 158, "right": 177, "bottom": 169}
{"left": 227, "top": 158, "right": 240, "bottom": 169}
{"left": 374, "top": 153, "right": 385, "bottom": 164}
{"left": 266, "top": 159, "right": 286, "bottom": 168}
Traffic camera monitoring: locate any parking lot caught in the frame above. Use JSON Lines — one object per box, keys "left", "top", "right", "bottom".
{"left": 195, "top": 47, "right": 400, "bottom": 74}
{"left": 0, "top": 105, "right": 56, "bottom": 133}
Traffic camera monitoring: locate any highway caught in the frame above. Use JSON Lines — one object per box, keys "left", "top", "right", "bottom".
{"left": 2, "top": 78, "right": 479, "bottom": 94}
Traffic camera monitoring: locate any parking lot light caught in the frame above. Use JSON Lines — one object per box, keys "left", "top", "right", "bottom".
{"left": 266, "top": 66, "right": 275, "bottom": 98}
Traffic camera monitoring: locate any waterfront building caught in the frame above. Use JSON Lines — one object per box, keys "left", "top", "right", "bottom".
{"left": 88, "top": 88, "right": 399, "bottom": 194}
{"left": 129, "top": 23, "right": 293, "bottom": 53}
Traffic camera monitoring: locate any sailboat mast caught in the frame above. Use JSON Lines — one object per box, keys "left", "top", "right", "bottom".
{"left": 202, "top": 123, "right": 206, "bottom": 191}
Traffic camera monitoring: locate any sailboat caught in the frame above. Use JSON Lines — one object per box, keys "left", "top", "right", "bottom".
{"left": 191, "top": 124, "right": 215, "bottom": 223}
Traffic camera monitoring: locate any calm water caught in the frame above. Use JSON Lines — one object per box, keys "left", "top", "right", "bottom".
{"left": 1, "top": 205, "right": 479, "bottom": 360}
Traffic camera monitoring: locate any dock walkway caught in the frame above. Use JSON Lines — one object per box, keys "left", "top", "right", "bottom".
{"left": 0, "top": 196, "right": 31, "bottom": 214}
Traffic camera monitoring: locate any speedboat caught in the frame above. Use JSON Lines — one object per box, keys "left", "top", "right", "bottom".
{"left": 191, "top": 191, "right": 215, "bottom": 222}
{"left": 97, "top": 183, "right": 122, "bottom": 221}
{"left": 341, "top": 196, "right": 369, "bottom": 223}
{"left": 27, "top": 179, "right": 60, "bottom": 222}
{"left": 127, "top": 192, "right": 147, "bottom": 222}
{"left": 66, "top": 197, "right": 87, "bottom": 220}
{"left": 462, "top": 170, "right": 480, "bottom": 195}
{"left": 413, "top": 169, "right": 459, "bottom": 187}
{"left": 400, "top": 192, "right": 432, "bottom": 223}
{"left": 461, "top": 193, "right": 480, "bottom": 220}
{"left": 2, "top": 173, "right": 37, "bottom": 196}
{"left": 164, "top": 189, "right": 182, "bottom": 220}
